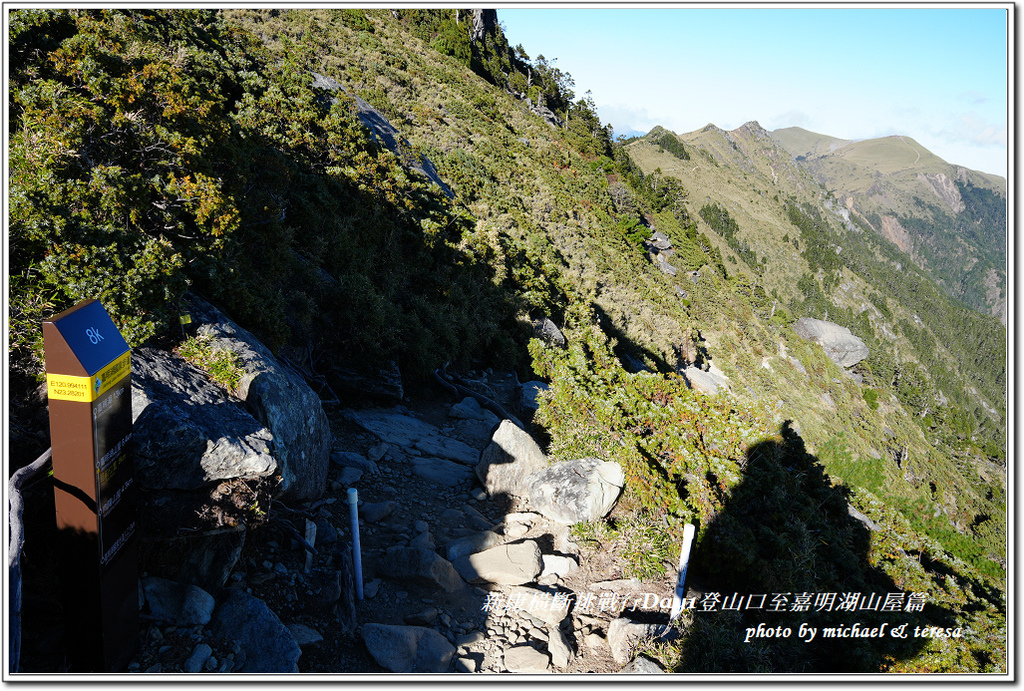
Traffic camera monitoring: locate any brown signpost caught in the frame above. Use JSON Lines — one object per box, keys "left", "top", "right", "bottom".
{"left": 42, "top": 299, "right": 137, "bottom": 672}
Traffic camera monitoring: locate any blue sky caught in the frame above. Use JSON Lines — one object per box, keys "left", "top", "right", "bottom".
{"left": 501, "top": 7, "right": 1009, "bottom": 178}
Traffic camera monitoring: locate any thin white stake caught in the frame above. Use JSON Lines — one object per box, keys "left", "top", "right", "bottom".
{"left": 669, "top": 523, "right": 696, "bottom": 621}
{"left": 347, "top": 488, "right": 364, "bottom": 600}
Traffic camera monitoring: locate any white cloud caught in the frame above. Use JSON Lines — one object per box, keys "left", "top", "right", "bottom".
{"left": 765, "top": 110, "right": 813, "bottom": 131}
{"left": 958, "top": 90, "right": 990, "bottom": 105}
{"left": 596, "top": 103, "right": 661, "bottom": 134}
{"left": 940, "top": 111, "right": 1007, "bottom": 148}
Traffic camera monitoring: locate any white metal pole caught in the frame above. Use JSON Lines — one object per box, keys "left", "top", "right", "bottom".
{"left": 670, "top": 523, "right": 696, "bottom": 621}
{"left": 347, "top": 488, "right": 364, "bottom": 600}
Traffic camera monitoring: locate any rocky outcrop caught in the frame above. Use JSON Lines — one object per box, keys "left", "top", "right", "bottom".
{"left": 680, "top": 365, "right": 730, "bottom": 396}
{"left": 793, "top": 317, "right": 869, "bottom": 368}
{"left": 131, "top": 346, "right": 277, "bottom": 491}
{"left": 470, "top": 10, "right": 498, "bottom": 43}
{"left": 344, "top": 408, "right": 478, "bottom": 466}
{"left": 476, "top": 420, "right": 548, "bottom": 497}
{"left": 141, "top": 577, "right": 216, "bottom": 627}
{"left": 185, "top": 295, "right": 332, "bottom": 503}
{"left": 527, "top": 458, "right": 624, "bottom": 525}
{"left": 312, "top": 72, "right": 454, "bottom": 199}
{"left": 645, "top": 230, "right": 678, "bottom": 276}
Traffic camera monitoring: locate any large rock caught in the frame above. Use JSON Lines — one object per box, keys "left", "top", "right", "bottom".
{"left": 452, "top": 540, "right": 543, "bottom": 585}
{"left": 532, "top": 317, "right": 566, "bottom": 348}
{"left": 476, "top": 421, "right": 548, "bottom": 498}
{"left": 619, "top": 656, "right": 666, "bottom": 673}
{"left": 381, "top": 548, "right": 465, "bottom": 593}
{"left": 793, "top": 317, "right": 869, "bottom": 368}
{"left": 360, "top": 624, "right": 455, "bottom": 673}
{"left": 504, "top": 645, "right": 550, "bottom": 673}
{"left": 186, "top": 295, "right": 332, "bottom": 503}
{"left": 209, "top": 589, "right": 301, "bottom": 672}
{"left": 141, "top": 577, "right": 215, "bottom": 627}
{"left": 680, "top": 366, "right": 730, "bottom": 396}
{"left": 131, "top": 347, "right": 277, "bottom": 491}
{"left": 344, "top": 409, "right": 478, "bottom": 466}
{"left": 606, "top": 618, "right": 673, "bottom": 665}
{"left": 445, "top": 530, "right": 505, "bottom": 562}
{"left": 547, "top": 626, "right": 573, "bottom": 669}
{"left": 527, "top": 458, "right": 624, "bottom": 525}
{"left": 166, "top": 526, "right": 247, "bottom": 593}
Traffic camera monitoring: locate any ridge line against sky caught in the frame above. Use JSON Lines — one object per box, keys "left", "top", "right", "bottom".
{"left": 499, "top": 5, "right": 1011, "bottom": 178}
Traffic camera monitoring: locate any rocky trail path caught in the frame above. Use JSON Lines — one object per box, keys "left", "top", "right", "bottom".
{"left": 128, "top": 370, "right": 680, "bottom": 674}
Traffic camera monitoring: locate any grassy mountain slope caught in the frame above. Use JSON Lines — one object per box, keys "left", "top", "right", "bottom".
{"left": 772, "top": 127, "right": 1007, "bottom": 323}
{"left": 7, "top": 9, "right": 1006, "bottom": 673}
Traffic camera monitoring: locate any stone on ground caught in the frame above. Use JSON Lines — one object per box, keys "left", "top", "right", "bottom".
{"left": 360, "top": 623, "right": 455, "bottom": 673}
{"left": 452, "top": 540, "right": 542, "bottom": 585}
{"left": 187, "top": 294, "right": 331, "bottom": 503}
{"left": 619, "top": 656, "right": 666, "bottom": 673}
{"left": 142, "top": 576, "right": 216, "bottom": 627}
{"left": 503, "top": 644, "right": 551, "bottom": 673}
{"left": 793, "top": 316, "right": 870, "bottom": 368}
{"left": 527, "top": 457, "right": 624, "bottom": 525}
{"left": 546, "top": 626, "right": 573, "bottom": 669}
{"left": 209, "top": 589, "right": 301, "bottom": 672}
{"left": 606, "top": 617, "right": 672, "bottom": 665}
{"left": 445, "top": 530, "right": 504, "bottom": 562}
{"left": 476, "top": 420, "right": 548, "bottom": 498}
{"left": 382, "top": 547, "right": 465, "bottom": 593}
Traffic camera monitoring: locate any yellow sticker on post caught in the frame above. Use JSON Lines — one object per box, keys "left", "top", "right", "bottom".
{"left": 47, "top": 351, "right": 131, "bottom": 402}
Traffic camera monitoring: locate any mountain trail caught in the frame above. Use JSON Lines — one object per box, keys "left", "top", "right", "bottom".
{"left": 125, "top": 370, "right": 679, "bottom": 674}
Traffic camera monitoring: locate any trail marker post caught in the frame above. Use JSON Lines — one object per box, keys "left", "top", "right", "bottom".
{"left": 42, "top": 299, "right": 137, "bottom": 672}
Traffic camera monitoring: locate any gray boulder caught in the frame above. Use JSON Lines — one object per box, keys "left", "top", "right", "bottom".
{"left": 445, "top": 530, "right": 504, "bottom": 562}
{"left": 209, "top": 589, "right": 301, "bottom": 672}
{"left": 607, "top": 618, "right": 672, "bottom": 665}
{"left": 504, "top": 645, "right": 550, "bottom": 673}
{"left": 547, "top": 626, "right": 573, "bottom": 669}
{"left": 527, "top": 458, "right": 624, "bottom": 525}
{"left": 331, "top": 450, "right": 380, "bottom": 476}
{"left": 532, "top": 317, "right": 566, "bottom": 348}
{"left": 381, "top": 548, "right": 465, "bottom": 593}
{"left": 141, "top": 577, "right": 216, "bottom": 627}
{"left": 501, "top": 585, "right": 571, "bottom": 625}
{"left": 186, "top": 295, "right": 331, "bottom": 503}
{"left": 287, "top": 623, "right": 324, "bottom": 647}
{"left": 448, "top": 396, "right": 499, "bottom": 425}
{"left": 620, "top": 656, "right": 666, "bottom": 673}
{"left": 131, "top": 347, "right": 277, "bottom": 491}
{"left": 476, "top": 420, "right": 548, "bottom": 498}
{"left": 360, "top": 624, "right": 455, "bottom": 673}
{"left": 680, "top": 366, "right": 730, "bottom": 396}
{"left": 359, "top": 500, "right": 397, "bottom": 523}
{"left": 452, "top": 540, "right": 543, "bottom": 585}
{"left": 793, "top": 317, "right": 870, "bottom": 368}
